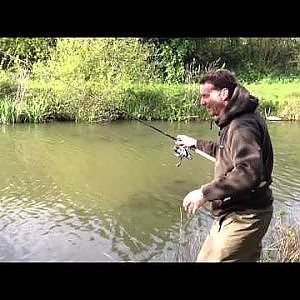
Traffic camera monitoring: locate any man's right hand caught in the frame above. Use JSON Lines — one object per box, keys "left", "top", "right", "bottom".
{"left": 175, "top": 135, "right": 197, "bottom": 148}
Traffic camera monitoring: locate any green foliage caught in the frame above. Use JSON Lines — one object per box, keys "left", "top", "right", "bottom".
{"left": 26, "top": 38, "right": 163, "bottom": 122}
{"left": 0, "top": 38, "right": 56, "bottom": 69}
{"left": 0, "top": 69, "right": 18, "bottom": 97}
{"left": 154, "top": 39, "right": 197, "bottom": 83}
{"left": 145, "top": 38, "right": 300, "bottom": 83}
{"left": 0, "top": 38, "right": 299, "bottom": 124}
{"left": 32, "top": 38, "right": 158, "bottom": 84}
{"left": 236, "top": 38, "right": 299, "bottom": 82}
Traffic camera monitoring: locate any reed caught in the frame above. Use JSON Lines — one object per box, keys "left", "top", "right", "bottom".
{"left": 262, "top": 215, "right": 300, "bottom": 262}
{"left": 0, "top": 96, "right": 17, "bottom": 124}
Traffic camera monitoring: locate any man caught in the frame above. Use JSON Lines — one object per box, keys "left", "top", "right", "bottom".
{"left": 175, "top": 69, "right": 273, "bottom": 262}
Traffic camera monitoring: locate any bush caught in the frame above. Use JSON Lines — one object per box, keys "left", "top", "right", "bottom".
{"left": 32, "top": 38, "right": 158, "bottom": 85}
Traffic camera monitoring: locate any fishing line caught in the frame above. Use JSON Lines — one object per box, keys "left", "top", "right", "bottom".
{"left": 0, "top": 48, "right": 216, "bottom": 165}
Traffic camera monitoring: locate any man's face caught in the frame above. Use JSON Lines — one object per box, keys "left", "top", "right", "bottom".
{"left": 200, "top": 83, "right": 227, "bottom": 117}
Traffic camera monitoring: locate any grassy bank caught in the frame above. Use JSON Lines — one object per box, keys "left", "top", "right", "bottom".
{"left": 246, "top": 80, "right": 300, "bottom": 120}
{"left": 0, "top": 69, "right": 299, "bottom": 123}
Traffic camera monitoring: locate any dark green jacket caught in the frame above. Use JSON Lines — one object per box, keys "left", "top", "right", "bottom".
{"left": 196, "top": 84, "right": 274, "bottom": 217}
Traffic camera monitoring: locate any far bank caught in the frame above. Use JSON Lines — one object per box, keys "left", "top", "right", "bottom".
{"left": 0, "top": 80, "right": 299, "bottom": 124}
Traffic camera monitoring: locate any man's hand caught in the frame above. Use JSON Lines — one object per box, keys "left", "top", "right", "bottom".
{"left": 183, "top": 188, "right": 207, "bottom": 215}
{"left": 176, "top": 135, "right": 197, "bottom": 148}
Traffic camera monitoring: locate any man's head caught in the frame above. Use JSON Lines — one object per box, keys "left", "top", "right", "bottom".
{"left": 199, "top": 69, "right": 237, "bottom": 117}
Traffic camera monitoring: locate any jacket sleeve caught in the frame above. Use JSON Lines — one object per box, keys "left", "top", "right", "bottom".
{"left": 201, "top": 119, "right": 264, "bottom": 201}
{"left": 196, "top": 140, "right": 218, "bottom": 158}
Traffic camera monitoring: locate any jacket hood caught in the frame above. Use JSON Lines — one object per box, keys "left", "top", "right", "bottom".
{"left": 215, "top": 84, "right": 259, "bottom": 128}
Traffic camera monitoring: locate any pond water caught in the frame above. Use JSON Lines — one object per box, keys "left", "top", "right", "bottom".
{"left": 0, "top": 120, "right": 299, "bottom": 261}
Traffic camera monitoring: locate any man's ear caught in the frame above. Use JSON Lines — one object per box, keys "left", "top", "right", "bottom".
{"left": 220, "top": 88, "right": 229, "bottom": 100}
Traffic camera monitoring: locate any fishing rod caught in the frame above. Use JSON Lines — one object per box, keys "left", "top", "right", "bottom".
{"left": 125, "top": 112, "right": 216, "bottom": 164}
{"left": 0, "top": 48, "right": 216, "bottom": 164}
{"left": 125, "top": 113, "right": 177, "bottom": 141}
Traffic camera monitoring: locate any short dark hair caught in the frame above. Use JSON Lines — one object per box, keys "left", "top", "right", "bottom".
{"left": 200, "top": 69, "right": 237, "bottom": 98}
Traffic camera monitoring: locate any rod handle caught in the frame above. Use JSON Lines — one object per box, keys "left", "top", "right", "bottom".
{"left": 194, "top": 149, "right": 216, "bottom": 163}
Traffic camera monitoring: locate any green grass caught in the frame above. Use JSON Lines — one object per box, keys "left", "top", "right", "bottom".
{"left": 246, "top": 81, "right": 300, "bottom": 104}
{"left": 245, "top": 81, "right": 300, "bottom": 119}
